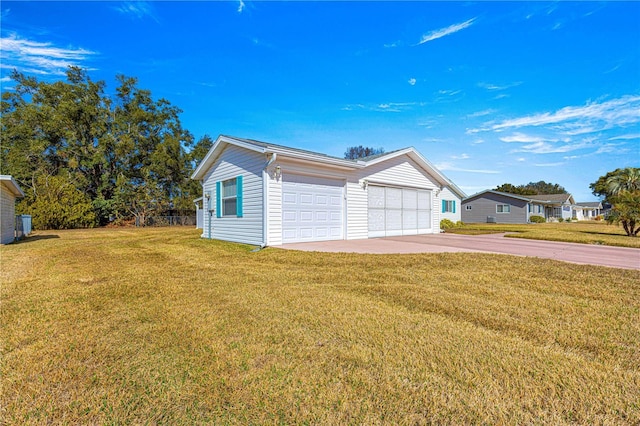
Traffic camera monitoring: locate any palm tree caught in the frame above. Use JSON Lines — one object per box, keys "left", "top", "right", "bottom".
{"left": 606, "top": 167, "right": 640, "bottom": 195}
{"left": 605, "top": 167, "right": 640, "bottom": 237}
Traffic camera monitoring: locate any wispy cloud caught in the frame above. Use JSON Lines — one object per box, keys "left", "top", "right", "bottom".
{"left": 534, "top": 162, "right": 565, "bottom": 167}
{"left": 115, "top": 2, "right": 158, "bottom": 22}
{"left": 416, "top": 18, "right": 476, "bottom": 45}
{"left": 467, "top": 109, "right": 496, "bottom": 118}
{"left": 451, "top": 153, "right": 470, "bottom": 160}
{"left": 469, "top": 95, "right": 640, "bottom": 135}
{"left": 408, "top": 78, "right": 416, "bottom": 86}
{"left": 343, "top": 102, "right": 420, "bottom": 113}
{"left": 477, "top": 81, "right": 522, "bottom": 91}
{"left": 238, "top": 0, "right": 245, "bottom": 13}
{"left": 0, "top": 33, "right": 97, "bottom": 76}
{"left": 435, "top": 162, "right": 499, "bottom": 174}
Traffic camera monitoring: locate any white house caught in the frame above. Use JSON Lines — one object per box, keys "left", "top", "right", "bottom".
{"left": 1, "top": 175, "right": 25, "bottom": 245}
{"left": 191, "top": 135, "right": 465, "bottom": 246}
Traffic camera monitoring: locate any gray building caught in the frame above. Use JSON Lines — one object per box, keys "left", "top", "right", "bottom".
{"left": 462, "top": 190, "right": 578, "bottom": 224}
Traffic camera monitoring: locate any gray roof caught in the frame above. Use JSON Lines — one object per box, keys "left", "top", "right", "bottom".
{"left": 576, "top": 202, "right": 603, "bottom": 208}
{"left": 527, "top": 193, "right": 574, "bottom": 204}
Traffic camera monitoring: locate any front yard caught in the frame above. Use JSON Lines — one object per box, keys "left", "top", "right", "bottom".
{"left": 445, "top": 220, "right": 640, "bottom": 248}
{"left": 2, "top": 227, "right": 639, "bottom": 424}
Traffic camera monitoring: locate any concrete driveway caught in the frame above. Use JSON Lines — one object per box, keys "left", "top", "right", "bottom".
{"left": 275, "top": 233, "right": 640, "bottom": 270}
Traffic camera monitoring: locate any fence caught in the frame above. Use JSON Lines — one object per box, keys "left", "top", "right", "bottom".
{"left": 15, "top": 214, "right": 32, "bottom": 240}
{"left": 136, "top": 216, "right": 197, "bottom": 227}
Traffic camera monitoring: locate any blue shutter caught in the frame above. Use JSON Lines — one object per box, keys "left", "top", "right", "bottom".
{"left": 216, "top": 181, "right": 221, "bottom": 218}
{"left": 453, "top": 200, "right": 456, "bottom": 214}
{"left": 442, "top": 199, "right": 446, "bottom": 213}
{"left": 236, "top": 175, "right": 243, "bottom": 217}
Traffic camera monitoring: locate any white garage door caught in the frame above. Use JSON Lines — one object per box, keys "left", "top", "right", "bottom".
{"left": 368, "top": 185, "right": 432, "bottom": 237}
{"left": 282, "top": 174, "right": 344, "bottom": 243}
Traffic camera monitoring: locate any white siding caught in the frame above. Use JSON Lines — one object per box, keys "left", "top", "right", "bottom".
{"left": 1, "top": 184, "right": 16, "bottom": 245}
{"left": 201, "top": 145, "right": 265, "bottom": 245}
{"left": 439, "top": 187, "right": 462, "bottom": 223}
{"left": 266, "top": 170, "right": 283, "bottom": 246}
{"left": 345, "top": 179, "right": 368, "bottom": 240}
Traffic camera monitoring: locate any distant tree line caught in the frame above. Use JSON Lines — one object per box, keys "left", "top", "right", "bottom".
{"left": 494, "top": 181, "right": 567, "bottom": 195}
{"left": 1, "top": 67, "right": 213, "bottom": 229}
{"left": 344, "top": 146, "right": 385, "bottom": 160}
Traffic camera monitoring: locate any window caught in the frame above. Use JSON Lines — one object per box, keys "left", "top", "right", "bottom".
{"left": 465, "top": 205, "right": 472, "bottom": 211}
{"left": 222, "top": 178, "right": 237, "bottom": 216}
{"left": 496, "top": 204, "right": 510, "bottom": 213}
{"left": 216, "top": 176, "right": 243, "bottom": 218}
{"left": 442, "top": 200, "right": 456, "bottom": 213}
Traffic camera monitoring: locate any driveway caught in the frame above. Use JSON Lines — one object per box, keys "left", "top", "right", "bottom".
{"left": 275, "top": 233, "right": 640, "bottom": 270}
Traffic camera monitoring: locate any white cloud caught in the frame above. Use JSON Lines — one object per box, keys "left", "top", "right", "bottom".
{"left": 115, "top": 2, "right": 158, "bottom": 22}
{"left": 238, "top": 0, "right": 245, "bottom": 13}
{"left": 534, "top": 162, "right": 565, "bottom": 167}
{"left": 451, "top": 153, "right": 470, "bottom": 160}
{"left": 473, "top": 95, "right": 640, "bottom": 134}
{"left": 435, "top": 162, "right": 499, "bottom": 174}
{"left": 500, "top": 133, "right": 547, "bottom": 143}
{"left": 408, "top": 78, "right": 416, "bottom": 86}
{"left": 467, "top": 109, "right": 496, "bottom": 118}
{"left": 0, "top": 34, "right": 97, "bottom": 76}
{"left": 416, "top": 18, "right": 476, "bottom": 45}
{"left": 477, "top": 81, "right": 522, "bottom": 91}
{"left": 608, "top": 133, "right": 640, "bottom": 141}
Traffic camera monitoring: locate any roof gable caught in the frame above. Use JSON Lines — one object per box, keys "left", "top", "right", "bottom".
{"left": 191, "top": 135, "right": 466, "bottom": 198}
{"left": 0, "top": 175, "right": 25, "bottom": 198}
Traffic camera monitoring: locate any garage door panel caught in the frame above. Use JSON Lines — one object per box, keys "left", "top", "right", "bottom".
{"left": 282, "top": 174, "right": 344, "bottom": 243}
{"left": 368, "top": 185, "right": 432, "bottom": 237}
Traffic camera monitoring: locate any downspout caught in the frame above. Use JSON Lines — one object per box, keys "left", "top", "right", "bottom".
{"left": 260, "top": 153, "right": 277, "bottom": 249}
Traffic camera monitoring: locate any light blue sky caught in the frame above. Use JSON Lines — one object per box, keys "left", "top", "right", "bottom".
{"left": 1, "top": 1, "right": 639, "bottom": 201}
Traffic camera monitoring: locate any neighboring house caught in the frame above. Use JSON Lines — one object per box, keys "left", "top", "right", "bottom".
{"left": 462, "top": 190, "right": 581, "bottom": 224}
{"left": 1, "top": 175, "right": 25, "bottom": 244}
{"left": 575, "top": 201, "right": 604, "bottom": 220}
{"left": 191, "top": 135, "right": 466, "bottom": 246}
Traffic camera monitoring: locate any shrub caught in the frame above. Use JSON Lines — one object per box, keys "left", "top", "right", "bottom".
{"left": 529, "top": 215, "right": 546, "bottom": 223}
{"left": 456, "top": 221, "right": 464, "bottom": 227}
{"left": 594, "top": 215, "right": 604, "bottom": 221}
{"left": 558, "top": 218, "right": 564, "bottom": 223}
{"left": 440, "top": 219, "right": 456, "bottom": 230}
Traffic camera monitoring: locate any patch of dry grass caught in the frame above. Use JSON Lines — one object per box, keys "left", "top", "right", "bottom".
{"left": 2, "top": 227, "right": 639, "bottom": 424}
{"left": 448, "top": 221, "right": 640, "bottom": 248}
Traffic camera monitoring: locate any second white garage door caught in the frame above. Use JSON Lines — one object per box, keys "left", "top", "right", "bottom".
{"left": 368, "top": 185, "right": 432, "bottom": 237}
{"left": 282, "top": 174, "right": 344, "bottom": 243}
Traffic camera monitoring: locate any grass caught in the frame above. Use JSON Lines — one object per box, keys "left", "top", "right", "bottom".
{"left": 2, "top": 227, "right": 639, "bottom": 424}
{"left": 446, "top": 220, "right": 640, "bottom": 248}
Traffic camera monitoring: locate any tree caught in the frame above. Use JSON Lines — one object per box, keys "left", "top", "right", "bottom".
{"left": 494, "top": 181, "right": 567, "bottom": 195}
{"left": 17, "top": 174, "right": 97, "bottom": 229}
{"left": 494, "top": 183, "right": 536, "bottom": 196}
{"left": 591, "top": 167, "right": 640, "bottom": 237}
{"left": 344, "top": 145, "right": 384, "bottom": 160}
{"left": 1, "top": 67, "right": 195, "bottom": 228}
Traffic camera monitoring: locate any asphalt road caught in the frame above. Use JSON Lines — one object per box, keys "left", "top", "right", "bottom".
{"left": 276, "top": 233, "right": 640, "bottom": 270}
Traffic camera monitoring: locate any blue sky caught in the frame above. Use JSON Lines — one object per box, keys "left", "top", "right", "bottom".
{"left": 1, "top": 1, "right": 639, "bottom": 201}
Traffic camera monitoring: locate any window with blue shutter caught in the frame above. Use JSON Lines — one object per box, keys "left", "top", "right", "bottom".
{"left": 442, "top": 200, "right": 455, "bottom": 213}
{"left": 236, "top": 175, "right": 243, "bottom": 218}
{"left": 217, "top": 176, "right": 243, "bottom": 217}
{"left": 215, "top": 181, "right": 222, "bottom": 218}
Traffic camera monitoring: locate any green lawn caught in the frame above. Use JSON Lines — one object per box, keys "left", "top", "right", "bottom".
{"left": 2, "top": 227, "right": 639, "bottom": 424}
{"left": 446, "top": 221, "right": 640, "bottom": 248}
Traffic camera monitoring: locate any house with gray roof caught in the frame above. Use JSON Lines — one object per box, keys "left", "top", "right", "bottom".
{"left": 461, "top": 190, "right": 592, "bottom": 224}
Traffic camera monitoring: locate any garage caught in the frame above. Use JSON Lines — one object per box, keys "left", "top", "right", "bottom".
{"left": 368, "top": 185, "right": 432, "bottom": 237}
{"left": 282, "top": 174, "right": 344, "bottom": 243}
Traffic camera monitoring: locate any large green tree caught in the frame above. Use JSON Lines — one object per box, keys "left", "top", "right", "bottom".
{"left": 1, "top": 67, "right": 198, "bottom": 228}
{"left": 495, "top": 181, "right": 567, "bottom": 195}
{"left": 590, "top": 167, "right": 640, "bottom": 237}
